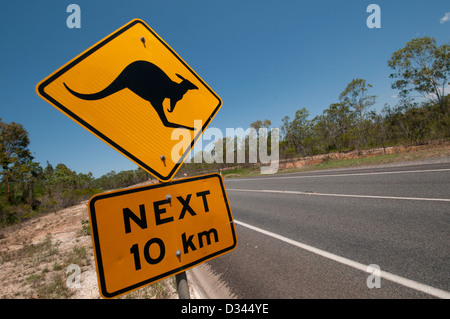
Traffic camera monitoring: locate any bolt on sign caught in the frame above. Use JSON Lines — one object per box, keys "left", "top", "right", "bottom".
{"left": 36, "top": 19, "right": 222, "bottom": 182}
{"left": 88, "top": 174, "right": 237, "bottom": 298}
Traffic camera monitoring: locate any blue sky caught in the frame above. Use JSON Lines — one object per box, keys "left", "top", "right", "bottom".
{"left": 1, "top": 1, "right": 449, "bottom": 178}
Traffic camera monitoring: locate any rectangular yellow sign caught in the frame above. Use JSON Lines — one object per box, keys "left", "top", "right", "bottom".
{"left": 88, "top": 173, "right": 237, "bottom": 298}
{"left": 36, "top": 19, "right": 222, "bottom": 182}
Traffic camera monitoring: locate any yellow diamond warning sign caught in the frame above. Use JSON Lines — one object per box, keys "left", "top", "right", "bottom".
{"left": 88, "top": 174, "right": 237, "bottom": 298}
{"left": 36, "top": 19, "right": 222, "bottom": 182}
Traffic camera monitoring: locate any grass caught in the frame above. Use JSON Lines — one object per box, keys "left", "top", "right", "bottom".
{"left": 121, "top": 280, "right": 174, "bottom": 299}
{"left": 1, "top": 219, "right": 93, "bottom": 298}
{"left": 221, "top": 166, "right": 261, "bottom": 178}
{"left": 77, "top": 219, "right": 91, "bottom": 237}
{"left": 222, "top": 144, "right": 450, "bottom": 179}
{"left": 283, "top": 153, "right": 403, "bottom": 172}
{"left": 1, "top": 197, "right": 183, "bottom": 299}
{"left": 0, "top": 234, "right": 71, "bottom": 298}
{"left": 0, "top": 234, "right": 55, "bottom": 264}
{"left": 23, "top": 243, "right": 90, "bottom": 298}
{"left": 66, "top": 246, "right": 89, "bottom": 267}
{"left": 36, "top": 273, "right": 72, "bottom": 299}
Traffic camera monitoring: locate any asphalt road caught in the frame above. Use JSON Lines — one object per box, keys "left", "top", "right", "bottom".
{"left": 205, "top": 162, "right": 450, "bottom": 298}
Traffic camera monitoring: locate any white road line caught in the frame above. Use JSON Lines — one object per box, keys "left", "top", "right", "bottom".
{"left": 225, "top": 168, "right": 450, "bottom": 182}
{"left": 234, "top": 219, "right": 450, "bottom": 299}
{"left": 227, "top": 188, "right": 450, "bottom": 202}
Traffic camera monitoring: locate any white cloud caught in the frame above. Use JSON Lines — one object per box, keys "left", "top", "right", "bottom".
{"left": 423, "top": 83, "right": 450, "bottom": 103}
{"left": 440, "top": 12, "right": 450, "bottom": 24}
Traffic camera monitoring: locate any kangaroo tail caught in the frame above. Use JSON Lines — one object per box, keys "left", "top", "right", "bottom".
{"left": 63, "top": 77, "right": 125, "bottom": 100}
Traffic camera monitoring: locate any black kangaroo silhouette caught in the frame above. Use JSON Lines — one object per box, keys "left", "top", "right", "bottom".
{"left": 63, "top": 60, "right": 198, "bottom": 130}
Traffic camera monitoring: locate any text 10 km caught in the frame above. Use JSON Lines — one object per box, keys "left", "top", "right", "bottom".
{"left": 123, "top": 190, "right": 220, "bottom": 270}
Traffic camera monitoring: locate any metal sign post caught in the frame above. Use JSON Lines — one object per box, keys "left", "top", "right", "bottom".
{"left": 161, "top": 180, "right": 190, "bottom": 299}
{"left": 175, "top": 271, "right": 190, "bottom": 299}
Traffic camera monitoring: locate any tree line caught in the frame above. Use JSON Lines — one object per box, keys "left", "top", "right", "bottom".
{"left": 0, "top": 121, "right": 153, "bottom": 226}
{"left": 181, "top": 36, "right": 449, "bottom": 170}
{"left": 276, "top": 36, "right": 449, "bottom": 158}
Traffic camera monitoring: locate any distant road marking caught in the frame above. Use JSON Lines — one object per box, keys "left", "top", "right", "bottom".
{"left": 227, "top": 188, "right": 450, "bottom": 202}
{"left": 225, "top": 168, "right": 450, "bottom": 182}
{"left": 234, "top": 219, "right": 450, "bottom": 299}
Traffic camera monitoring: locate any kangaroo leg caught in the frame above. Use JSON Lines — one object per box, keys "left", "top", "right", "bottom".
{"left": 150, "top": 100, "right": 195, "bottom": 131}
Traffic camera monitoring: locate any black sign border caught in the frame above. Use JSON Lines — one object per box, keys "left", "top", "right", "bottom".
{"left": 88, "top": 173, "right": 237, "bottom": 298}
{"left": 37, "top": 19, "right": 222, "bottom": 182}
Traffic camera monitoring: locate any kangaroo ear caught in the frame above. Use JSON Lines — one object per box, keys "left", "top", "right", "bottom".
{"left": 176, "top": 74, "right": 186, "bottom": 81}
